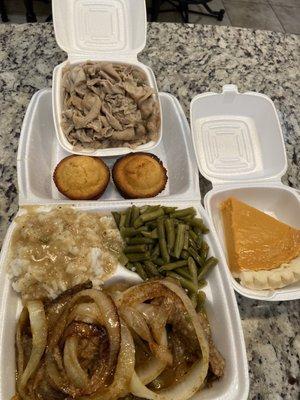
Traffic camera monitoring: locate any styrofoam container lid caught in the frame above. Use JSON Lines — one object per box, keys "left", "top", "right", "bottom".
{"left": 52, "top": 0, "right": 146, "bottom": 60}
{"left": 190, "top": 84, "right": 287, "bottom": 186}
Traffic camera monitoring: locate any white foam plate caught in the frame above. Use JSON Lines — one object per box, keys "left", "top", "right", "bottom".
{"left": 17, "top": 89, "right": 199, "bottom": 204}
{"left": 191, "top": 85, "right": 300, "bottom": 301}
{"left": 205, "top": 184, "right": 300, "bottom": 301}
{"left": 0, "top": 201, "right": 249, "bottom": 400}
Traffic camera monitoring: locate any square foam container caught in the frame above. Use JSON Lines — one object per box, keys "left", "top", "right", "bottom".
{"left": 0, "top": 201, "right": 249, "bottom": 400}
{"left": 52, "top": 0, "right": 162, "bottom": 157}
{"left": 190, "top": 84, "right": 300, "bottom": 301}
{"left": 17, "top": 89, "right": 199, "bottom": 204}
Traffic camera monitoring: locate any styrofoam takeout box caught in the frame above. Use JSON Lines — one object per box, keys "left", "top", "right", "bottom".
{"left": 52, "top": 0, "right": 162, "bottom": 157}
{"left": 17, "top": 89, "right": 199, "bottom": 204}
{"left": 0, "top": 201, "right": 249, "bottom": 400}
{"left": 190, "top": 84, "right": 300, "bottom": 301}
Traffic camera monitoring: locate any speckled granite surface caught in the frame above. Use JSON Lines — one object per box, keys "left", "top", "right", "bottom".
{"left": 0, "top": 22, "right": 299, "bottom": 399}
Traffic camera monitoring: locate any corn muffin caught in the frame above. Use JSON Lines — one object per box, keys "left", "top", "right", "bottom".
{"left": 53, "top": 155, "right": 110, "bottom": 200}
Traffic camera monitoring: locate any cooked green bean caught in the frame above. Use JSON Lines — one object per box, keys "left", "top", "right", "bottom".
{"left": 142, "top": 228, "right": 158, "bottom": 239}
{"left": 198, "top": 279, "right": 207, "bottom": 289}
{"left": 166, "top": 272, "right": 198, "bottom": 292}
{"left": 126, "top": 252, "right": 150, "bottom": 262}
{"left": 124, "top": 207, "right": 132, "bottom": 227}
{"left": 160, "top": 260, "right": 188, "bottom": 271}
{"left": 189, "top": 230, "right": 203, "bottom": 247}
{"left": 183, "top": 229, "right": 189, "bottom": 250}
{"left": 130, "top": 205, "right": 140, "bottom": 226}
{"left": 190, "top": 218, "right": 209, "bottom": 233}
{"left": 119, "top": 213, "right": 126, "bottom": 229}
{"left": 190, "top": 292, "right": 197, "bottom": 309}
{"left": 196, "top": 291, "right": 206, "bottom": 311}
{"left": 126, "top": 262, "right": 135, "bottom": 272}
{"left": 118, "top": 253, "right": 128, "bottom": 266}
{"left": 120, "top": 227, "right": 138, "bottom": 238}
{"left": 134, "top": 262, "right": 148, "bottom": 280}
{"left": 188, "top": 257, "right": 198, "bottom": 285}
{"left": 126, "top": 237, "right": 154, "bottom": 245}
{"left": 201, "top": 241, "right": 209, "bottom": 260}
{"left": 157, "top": 218, "right": 170, "bottom": 263}
{"left": 124, "top": 244, "right": 148, "bottom": 254}
{"left": 170, "top": 207, "right": 196, "bottom": 219}
{"left": 174, "top": 224, "right": 186, "bottom": 258}
{"left": 198, "top": 257, "right": 218, "bottom": 280}
{"left": 175, "top": 267, "right": 191, "bottom": 280}
{"left": 144, "top": 261, "right": 160, "bottom": 277}
{"left": 162, "top": 206, "right": 177, "bottom": 214}
{"left": 180, "top": 250, "right": 189, "bottom": 260}
{"left": 151, "top": 243, "right": 160, "bottom": 258}
{"left": 112, "top": 212, "right": 121, "bottom": 227}
{"left": 188, "top": 247, "right": 204, "bottom": 267}
{"left": 152, "top": 257, "right": 164, "bottom": 266}
{"left": 139, "top": 205, "right": 149, "bottom": 214}
{"left": 165, "top": 219, "right": 175, "bottom": 252}
{"left": 134, "top": 208, "right": 164, "bottom": 228}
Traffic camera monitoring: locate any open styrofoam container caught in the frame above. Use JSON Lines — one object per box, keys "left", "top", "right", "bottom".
{"left": 52, "top": 0, "right": 162, "bottom": 157}
{"left": 190, "top": 84, "right": 300, "bottom": 301}
{"left": 0, "top": 201, "right": 249, "bottom": 400}
{"left": 17, "top": 89, "right": 199, "bottom": 204}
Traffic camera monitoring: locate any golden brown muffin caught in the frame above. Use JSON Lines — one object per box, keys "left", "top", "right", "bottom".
{"left": 112, "top": 152, "right": 167, "bottom": 199}
{"left": 53, "top": 155, "right": 110, "bottom": 200}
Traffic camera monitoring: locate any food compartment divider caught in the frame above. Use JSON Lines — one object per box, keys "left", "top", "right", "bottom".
{"left": 17, "top": 89, "right": 200, "bottom": 205}
{"left": 0, "top": 200, "right": 249, "bottom": 400}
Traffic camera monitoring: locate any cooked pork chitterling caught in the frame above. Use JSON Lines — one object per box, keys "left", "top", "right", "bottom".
{"left": 61, "top": 62, "right": 161, "bottom": 150}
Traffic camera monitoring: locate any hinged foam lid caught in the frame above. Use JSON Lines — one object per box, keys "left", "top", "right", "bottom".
{"left": 190, "top": 85, "right": 288, "bottom": 186}
{"left": 52, "top": 0, "right": 146, "bottom": 60}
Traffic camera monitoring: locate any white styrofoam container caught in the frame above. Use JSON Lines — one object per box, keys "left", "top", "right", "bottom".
{"left": 17, "top": 89, "right": 199, "bottom": 204}
{"left": 190, "top": 84, "right": 300, "bottom": 301}
{"left": 0, "top": 202, "right": 249, "bottom": 400}
{"left": 52, "top": 0, "right": 162, "bottom": 157}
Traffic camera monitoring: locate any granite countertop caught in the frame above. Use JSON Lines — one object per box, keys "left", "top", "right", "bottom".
{"left": 0, "top": 22, "right": 299, "bottom": 399}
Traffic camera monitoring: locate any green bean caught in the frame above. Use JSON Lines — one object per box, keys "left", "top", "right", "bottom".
{"left": 190, "top": 292, "right": 197, "bottom": 309}
{"left": 139, "top": 205, "right": 149, "bottom": 214}
{"left": 183, "top": 229, "right": 189, "bottom": 250}
{"left": 188, "top": 237, "right": 199, "bottom": 252}
{"left": 126, "top": 237, "right": 154, "bottom": 245}
{"left": 125, "top": 262, "right": 135, "bottom": 272}
{"left": 133, "top": 208, "right": 164, "bottom": 228}
{"left": 130, "top": 205, "right": 140, "bottom": 226}
{"left": 134, "top": 262, "right": 148, "bottom": 280}
{"left": 152, "top": 257, "right": 164, "bottom": 266}
{"left": 189, "top": 230, "right": 203, "bottom": 247}
{"left": 142, "top": 228, "right": 158, "bottom": 239}
{"left": 162, "top": 206, "right": 177, "bottom": 214}
{"left": 160, "top": 260, "right": 188, "bottom": 271}
{"left": 126, "top": 252, "right": 150, "bottom": 262}
{"left": 166, "top": 272, "right": 198, "bottom": 293}
{"left": 201, "top": 241, "right": 209, "bottom": 260}
{"left": 181, "top": 215, "right": 194, "bottom": 223}
{"left": 188, "top": 257, "right": 198, "bottom": 286}
{"left": 112, "top": 212, "right": 121, "bottom": 228}
{"left": 173, "top": 224, "right": 186, "bottom": 258}
{"left": 198, "top": 279, "right": 207, "bottom": 289}
{"left": 144, "top": 261, "right": 160, "bottom": 277}
{"left": 180, "top": 250, "right": 189, "bottom": 260}
{"left": 125, "top": 207, "right": 132, "bottom": 227}
{"left": 196, "top": 291, "right": 206, "bottom": 311}
{"left": 140, "top": 205, "right": 160, "bottom": 214}
{"left": 175, "top": 267, "right": 191, "bottom": 280}
{"left": 188, "top": 247, "right": 204, "bottom": 268}
{"left": 157, "top": 218, "right": 170, "bottom": 263}
{"left": 124, "top": 244, "right": 148, "bottom": 254}
{"left": 119, "top": 213, "right": 126, "bottom": 229}
{"left": 120, "top": 227, "right": 138, "bottom": 238}
{"left": 170, "top": 207, "right": 196, "bottom": 219}
{"left": 190, "top": 218, "right": 209, "bottom": 233}
{"left": 151, "top": 243, "right": 160, "bottom": 258}
{"left": 118, "top": 253, "right": 128, "bottom": 266}
{"left": 165, "top": 219, "right": 175, "bottom": 252}
{"left": 198, "top": 257, "right": 218, "bottom": 280}
{"left": 192, "top": 226, "right": 203, "bottom": 237}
